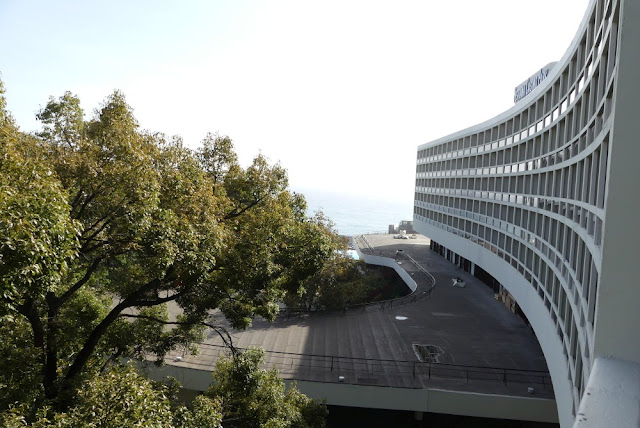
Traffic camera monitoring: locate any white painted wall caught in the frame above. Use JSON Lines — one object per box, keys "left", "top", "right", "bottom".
{"left": 353, "top": 241, "right": 418, "bottom": 292}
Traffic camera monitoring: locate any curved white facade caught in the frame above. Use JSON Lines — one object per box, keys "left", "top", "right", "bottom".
{"left": 414, "top": 1, "right": 640, "bottom": 426}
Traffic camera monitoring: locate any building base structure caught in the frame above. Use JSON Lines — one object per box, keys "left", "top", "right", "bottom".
{"left": 144, "top": 363, "right": 559, "bottom": 424}
{"left": 414, "top": 1, "right": 640, "bottom": 426}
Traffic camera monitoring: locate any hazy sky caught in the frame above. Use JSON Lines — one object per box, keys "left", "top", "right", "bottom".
{"left": 1, "top": 0, "right": 589, "bottom": 202}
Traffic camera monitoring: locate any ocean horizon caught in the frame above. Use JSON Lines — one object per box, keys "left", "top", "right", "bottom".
{"left": 292, "top": 187, "right": 414, "bottom": 237}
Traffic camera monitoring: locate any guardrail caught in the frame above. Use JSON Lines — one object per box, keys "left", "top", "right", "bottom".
{"left": 402, "top": 252, "right": 436, "bottom": 289}
{"left": 375, "top": 252, "right": 435, "bottom": 310}
{"left": 353, "top": 236, "right": 437, "bottom": 309}
{"left": 359, "top": 235, "right": 375, "bottom": 252}
{"left": 194, "top": 343, "right": 552, "bottom": 391}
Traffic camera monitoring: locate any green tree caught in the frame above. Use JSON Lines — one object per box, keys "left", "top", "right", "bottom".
{"left": 0, "top": 81, "right": 339, "bottom": 419}
{"left": 1, "top": 363, "right": 223, "bottom": 428}
{"left": 207, "top": 348, "right": 327, "bottom": 428}
{"left": 35, "top": 92, "right": 84, "bottom": 148}
{"left": 2, "top": 349, "right": 328, "bottom": 428}
{"left": 0, "top": 85, "right": 80, "bottom": 318}
{"left": 0, "top": 81, "right": 82, "bottom": 409}
{"left": 198, "top": 132, "right": 238, "bottom": 190}
{"left": 304, "top": 255, "right": 370, "bottom": 311}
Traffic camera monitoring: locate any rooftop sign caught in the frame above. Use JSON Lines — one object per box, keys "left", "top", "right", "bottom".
{"left": 514, "top": 62, "right": 557, "bottom": 103}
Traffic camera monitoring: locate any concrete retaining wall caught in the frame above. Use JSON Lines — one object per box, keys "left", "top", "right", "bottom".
{"left": 144, "top": 363, "right": 558, "bottom": 423}
{"left": 353, "top": 237, "right": 417, "bottom": 292}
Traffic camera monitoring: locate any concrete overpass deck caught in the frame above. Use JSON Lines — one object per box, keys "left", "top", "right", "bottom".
{"left": 157, "top": 234, "right": 557, "bottom": 422}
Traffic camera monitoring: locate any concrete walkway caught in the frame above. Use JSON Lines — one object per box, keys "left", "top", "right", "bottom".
{"left": 167, "top": 234, "right": 553, "bottom": 399}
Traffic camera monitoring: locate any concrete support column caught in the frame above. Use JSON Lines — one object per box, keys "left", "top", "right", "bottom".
{"left": 594, "top": 0, "right": 640, "bottom": 364}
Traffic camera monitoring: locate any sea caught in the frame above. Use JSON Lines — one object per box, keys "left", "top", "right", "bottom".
{"left": 292, "top": 188, "right": 414, "bottom": 237}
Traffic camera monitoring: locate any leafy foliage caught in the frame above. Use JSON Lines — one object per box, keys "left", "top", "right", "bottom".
{"left": 1, "top": 363, "right": 222, "bottom": 428}
{"left": 0, "top": 104, "right": 80, "bottom": 318}
{"left": 285, "top": 251, "right": 401, "bottom": 311}
{"left": 312, "top": 257, "right": 371, "bottom": 310}
{"left": 2, "top": 350, "right": 326, "bottom": 428}
{"left": 0, "top": 79, "right": 338, "bottom": 425}
{"left": 207, "top": 348, "right": 327, "bottom": 428}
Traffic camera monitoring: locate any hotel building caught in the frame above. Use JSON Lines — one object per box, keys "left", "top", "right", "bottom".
{"left": 413, "top": 0, "right": 640, "bottom": 426}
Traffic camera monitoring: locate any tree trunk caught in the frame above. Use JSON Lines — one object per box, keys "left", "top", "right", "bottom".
{"left": 44, "top": 292, "right": 59, "bottom": 400}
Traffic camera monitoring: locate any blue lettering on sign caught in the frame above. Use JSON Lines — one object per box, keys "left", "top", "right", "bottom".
{"left": 514, "top": 68, "right": 551, "bottom": 103}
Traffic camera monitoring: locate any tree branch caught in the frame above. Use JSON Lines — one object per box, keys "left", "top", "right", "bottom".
{"left": 70, "top": 189, "right": 85, "bottom": 211}
{"left": 63, "top": 266, "right": 180, "bottom": 383}
{"left": 79, "top": 214, "right": 116, "bottom": 250}
{"left": 17, "top": 298, "right": 45, "bottom": 350}
{"left": 119, "top": 313, "right": 236, "bottom": 355}
{"left": 44, "top": 292, "right": 59, "bottom": 399}
{"left": 81, "top": 240, "right": 110, "bottom": 254}
{"left": 82, "top": 236, "right": 135, "bottom": 256}
{"left": 63, "top": 277, "right": 161, "bottom": 383}
{"left": 72, "top": 191, "right": 97, "bottom": 219}
{"left": 223, "top": 198, "right": 263, "bottom": 220}
{"left": 129, "top": 288, "right": 191, "bottom": 308}
{"left": 58, "top": 257, "right": 103, "bottom": 307}
{"left": 100, "top": 348, "right": 123, "bottom": 373}
{"left": 16, "top": 298, "right": 50, "bottom": 399}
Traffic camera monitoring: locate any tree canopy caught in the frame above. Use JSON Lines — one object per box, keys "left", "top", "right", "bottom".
{"left": 1, "top": 349, "right": 326, "bottom": 428}
{"left": 206, "top": 348, "right": 326, "bottom": 428}
{"left": 0, "top": 80, "right": 341, "bottom": 424}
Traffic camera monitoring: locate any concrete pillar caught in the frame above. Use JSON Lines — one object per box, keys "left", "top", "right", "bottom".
{"left": 594, "top": 0, "right": 640, "bottom": 364}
